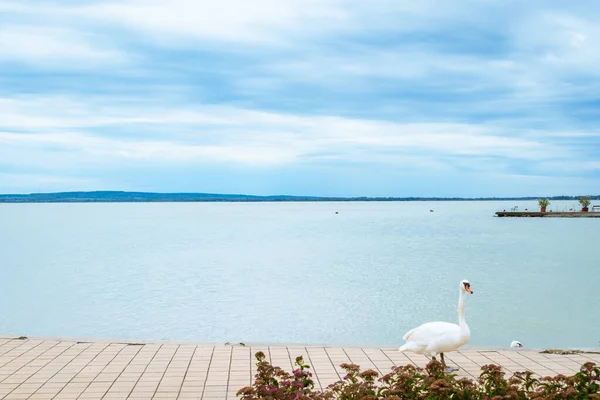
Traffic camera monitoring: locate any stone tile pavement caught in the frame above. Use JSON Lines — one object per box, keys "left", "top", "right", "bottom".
{"left": 0, "top": 337, "right": 598, "bottom": 399}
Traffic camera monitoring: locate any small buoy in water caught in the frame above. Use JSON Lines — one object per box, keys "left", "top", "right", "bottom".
{"left": 510, "top": 341, "right": 523, "bottom": 348}
{"left": 335, "top": 211, "right": 339, "bottom": 214}
{"left": 430, "top": 209, "right": 434, "bottom": 212}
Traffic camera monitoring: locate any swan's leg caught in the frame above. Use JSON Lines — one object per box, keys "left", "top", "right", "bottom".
{"left": 440, "top": 353, "right": 458, "bottom": 373}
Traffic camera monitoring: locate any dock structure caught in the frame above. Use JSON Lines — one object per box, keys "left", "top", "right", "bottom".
{"left": 495, "top": 211, "right": 600, "bottom": 217}
{"left": 0, "top": 337, "right": 599, "bottom": 399}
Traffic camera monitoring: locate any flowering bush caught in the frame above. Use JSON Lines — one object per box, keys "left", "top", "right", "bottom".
{"left": 237, "top": 352, "right": 599, "bottom": 399}
{"left": 236, "top": 352, "right": 330, "bottom": 400}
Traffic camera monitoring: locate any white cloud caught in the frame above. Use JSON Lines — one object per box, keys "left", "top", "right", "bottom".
{"left": 513, "top": 12, "right": 600, "bottom": 74}
{"left": 0, "top": 25, "right": 127, "bottom": 66}
{"left": 0, "top": 2, "right": 28, "bottom": 12}
{"left": 0, "top": 95, "right": 579, "bottom": 172}
{"left": 534, "top": 160, "right": 600, "bottom": 174}
{"left": 0, "top": 172, "right": 98, "bottom": 193}
{"left": 73, "top": 0, "right": 347, "bottom": 45}
{"left": 3, "top": 0, "right": 599, "bottom": 105}
{"left": 2, "top": 1, "right": 600, "bottom": 194}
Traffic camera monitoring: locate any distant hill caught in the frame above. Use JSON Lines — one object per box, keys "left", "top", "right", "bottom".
{"left": 0, "top": 191, "right": 319, "bottom": 203}
{"left": 0, "top": 191, "right": 598, "bottom": 203}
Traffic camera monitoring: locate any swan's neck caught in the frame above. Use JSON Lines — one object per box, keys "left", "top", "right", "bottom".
{"left": 457, "top": 291, "right": 469, "bottom": 335}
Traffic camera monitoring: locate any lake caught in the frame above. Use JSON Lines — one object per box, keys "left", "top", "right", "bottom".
{"left": 0, "top": 201, "right": 598, "bottom": 349}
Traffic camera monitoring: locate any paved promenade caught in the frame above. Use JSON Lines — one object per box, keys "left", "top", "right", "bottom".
{"left": 0, "top": 337, "right": 598, "bottom": 399}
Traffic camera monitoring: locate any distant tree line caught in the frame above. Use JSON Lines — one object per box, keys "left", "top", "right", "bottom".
{"left": 0, "top": 191, "right": 598, "bottom": 203}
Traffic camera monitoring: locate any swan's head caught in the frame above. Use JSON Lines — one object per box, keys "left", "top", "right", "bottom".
{"left": 460, "top": 279, "right": 473, "bottom": 294}
{"left": 510, "top": 341, "right": 523, "bottom": 348}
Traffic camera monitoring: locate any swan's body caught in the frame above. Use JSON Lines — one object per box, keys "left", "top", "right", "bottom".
{"left": 400, "top": 321, "right": 470, "bottom": 355}
{"left": 399, "top": 280, "right": 473, "bottom": 371}
{"left": 510, "top": 341, "right": 523, "bottom": 348}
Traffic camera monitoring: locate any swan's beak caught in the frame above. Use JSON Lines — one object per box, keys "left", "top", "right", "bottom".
{"left": 465, "top": 286, "right": 473, "bottom": 294}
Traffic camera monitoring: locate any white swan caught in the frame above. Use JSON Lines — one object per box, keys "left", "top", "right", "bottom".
{"left": 510, "top": 341, "right": 523, "bottom": 348}
{"left": 399, "top": 279, "right": 473, "bottom": 372}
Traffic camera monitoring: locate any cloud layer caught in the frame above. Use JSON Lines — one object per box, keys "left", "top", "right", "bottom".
{"left": 1, "top": 0, "right": 599, "bottom": 196}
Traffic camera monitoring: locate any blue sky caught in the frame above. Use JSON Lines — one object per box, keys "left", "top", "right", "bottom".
{"left": 1, "top": 0, "right": 600, "bottom": 197}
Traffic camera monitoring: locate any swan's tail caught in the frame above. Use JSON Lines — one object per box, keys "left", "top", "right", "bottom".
{"left": 402, "top": 327, "right": 418, "bottom": 341}
{"left": 398, "top": 341, "right": 421, "bottom": 353}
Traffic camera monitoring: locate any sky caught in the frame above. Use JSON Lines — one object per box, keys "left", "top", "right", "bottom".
{"left": 1, "top": 0, "right": 600, "bottom": 197}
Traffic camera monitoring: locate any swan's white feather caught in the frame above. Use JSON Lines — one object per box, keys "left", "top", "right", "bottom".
{"left": 404, "top": 321, "right": 460, "bottom": 344}
{"left": 402, "top": 327, "right": 419, "bottom": 341}
{"left": 399, "top": 321, "right": 466, "bottom": 356}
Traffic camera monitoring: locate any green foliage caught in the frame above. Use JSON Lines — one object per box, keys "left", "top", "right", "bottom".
{"left": 538, "top": 198, "right": 550, "bottom": 208}
{"left": 237, "top": 352, "right": 329, "bottom": 400}
{"left": 1, "top": 192, "right": 600, "bottom": 204}
{"left": 578, "top": 196, "right": 591, "bottom": 208}
{"left": 238, "top": 352, "right": 600, "bottom": 399}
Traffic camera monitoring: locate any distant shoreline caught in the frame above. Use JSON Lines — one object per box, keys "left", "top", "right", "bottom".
{"left": 0, "top": 191, "right": 598, "bottom": 203}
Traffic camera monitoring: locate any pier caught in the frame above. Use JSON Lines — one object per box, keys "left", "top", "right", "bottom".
{"left": 495, "top": 211, "right": 600, "bottom": 217}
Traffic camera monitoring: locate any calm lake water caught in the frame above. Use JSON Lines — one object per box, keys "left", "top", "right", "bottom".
{"left": 0, "top": 201, "right": 598, "bottom": 349}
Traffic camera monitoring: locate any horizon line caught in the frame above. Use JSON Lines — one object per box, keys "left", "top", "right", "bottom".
{"left": 0, "top": 190, "right": 598, "bottom": 202}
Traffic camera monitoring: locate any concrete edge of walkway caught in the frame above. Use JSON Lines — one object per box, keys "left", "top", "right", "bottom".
{"left": 2, "top": 334, "right": 598, "bottom": 353}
